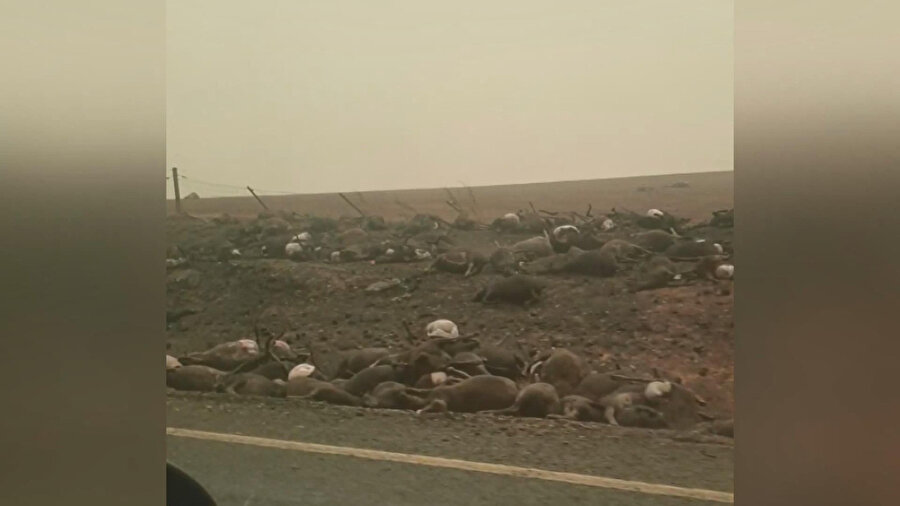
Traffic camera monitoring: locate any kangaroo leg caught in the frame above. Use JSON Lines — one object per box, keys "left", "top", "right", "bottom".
{"left": 605, "top": 406, "right": 619, "bottom": 425}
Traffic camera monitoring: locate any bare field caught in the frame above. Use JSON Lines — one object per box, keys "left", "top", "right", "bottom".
{"left": 168, "top": 171, "right": 733, "bottom": 222}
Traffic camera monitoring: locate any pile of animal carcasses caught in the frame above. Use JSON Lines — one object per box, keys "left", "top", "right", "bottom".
{"left": 166, "top": 319, "right": 718, "bottom": 433}
{"left": 171, "top": 208, "right": 733, "bottom": 295}
{"left": 167, "top": 208, "right": 732, "bottom": 434}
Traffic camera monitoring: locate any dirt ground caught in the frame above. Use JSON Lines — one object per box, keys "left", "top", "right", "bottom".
{"left": 166, "top": 172, "right": 734, "bottom": 420}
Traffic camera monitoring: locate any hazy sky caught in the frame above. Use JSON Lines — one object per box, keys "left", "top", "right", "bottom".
{"left": 167, "top": 1, "right": 732, "bottom": 198}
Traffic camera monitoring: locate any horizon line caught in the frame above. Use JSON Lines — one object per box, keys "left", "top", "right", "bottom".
{"left": 166, "top": 169, "right": 733, "bottom": 201}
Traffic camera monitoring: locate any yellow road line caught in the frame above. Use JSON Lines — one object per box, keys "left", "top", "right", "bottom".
{"left": 167, "top": 427, "right": 733, "bottom": 503}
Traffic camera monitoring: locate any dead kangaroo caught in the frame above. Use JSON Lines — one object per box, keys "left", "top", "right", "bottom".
{"left": 413, "top": 370, "right": 467, "bottom": 388}
{"left": 285, "top": 376, "right": 362, "bottom": 406}
{"left": 598, "top": 239, "right": 653, "bottom": 263}
{"left": 362, "top": 381, "right": 429, "bottom": 411}
{"left": 449, "top": 352, "right": 491, "bottom": 377}
{"left": 549, "top": 395, "right": 602, "bottom": 421}
{"left": 332, "top": 348, "right": 391, "bottom": 379}
{"left": 473, "top": 275, "right": 548, "bottom": 306}
{"left": 342, "top": 364, "right": 405, "bottom": 396}
{"left": 573, "top": 372, "right": 622, "bottom": 401}
{"left": 249, "top": 359, "right": 310, "bottom": 381}
{"left": 633, "top": 265, "right": 678, "bottom": 292}
{"left": 179, "top": 339, "right": 260, "bottom": 371}
{"left": 484, "top": 382, "right": 560, "bottom": 418}
{"left": 531, "top": 349, "right": 588, "bottom": 398}
{"left": 690, "top": 255, "right": 730, "bottom": 281}
{"left": 520, "top": 252, "right": 574, "bottom": 275}
{"left": 488, "top": 247, "right": 520, "bottom": 276}
{"left": 595, "top": 391, "right": 653, "bottom": 425}
{"left": 561, "top": 249, "right": 618, "bottom": 277}
{"left": 426, "top": 250, "right": 488, "bottom": 277}
{"left": 215, "top": 373, "right": 286, "bottom": 398}
{"left": 632, "top": 230, "right": 677, "bottom": 253}
{"left": 552, "top": 394, "right": 665, "bottom": 427}
{"left": 665, "top": 239, "right": 723, "bottom": 260}
{"left": 411, "top": 375, "right": 519, "bottom": 414}
{"left": 166, "top": 365, "right": 226, "bottom": 392}
{"left": 477, "top": 344, "right": 528, "bottom": 380}
{"left": 510, "top": 235, "right": 554, "bottom": 260}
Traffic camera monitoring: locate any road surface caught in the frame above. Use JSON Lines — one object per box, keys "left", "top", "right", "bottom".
{"left": 167, "top": 393, "right": 733, "bottom": 505}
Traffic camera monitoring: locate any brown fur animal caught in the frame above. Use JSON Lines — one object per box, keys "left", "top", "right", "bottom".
{"left": 426, "top": 250, "right": 487, "bottom": 277}
{"left": 562, "top": 249, "right": 618, "bottom": 277}
{"left": 439, "top": 337, "right": 481, "bottom": 356}
{"left": 532, "top": 349, "right": 588, "bottom": 398}
{"left": 552, "top": 393, "right": 665, "bottom": 427}
{"left": 573, "top": 372, "right": 622, "bottom": 401}
{"left": 473, "top": 275, "right": 548, "bottom": 306}
{"left": 648, "top": 382, "right": 702, "bottom": 430}
{"left": 488, "top": 247, "right": 520, "bottom": 276}
{"left": 477, "top": 345, "right": 527, "bottom": 380}
{"left": 362, "top": 381, "right": 429, "bottom": 410}
{"left": 285, "top": 377, "right": 362, "bottom": 406}
{"left": 484, "top": 382, "right": 560, "bottom": 418}
{"left": 632, "top": 230, "right": 677, "bottom": 253}
{"left": 284, "top": 376, "right": 325, "bottom": 396}
{"left": 332, "top": 348, "right": 391, "bottom": 379}
{"left": 598, "top": 239, "right": 652, "bottom": 262}
{"left": 615, "top": 405, "right": 668, "bottom": 428}
{"left": 413, "top": 371, "right": 453, "bottom": 389}
{"left": 178, "top": 340, "right": 260, "bottom": 371}
{"left": 519, "top": 248, "right": 580, "bottom": 275}
{"left": 665, "top": 239, "right": 723, "bottom": 259}
{"left": 634, "top": 264, "right": 677, "bottom": 291}
{"left": 450, "top": 352, "right": 491, "bottom": 377}
{"left": 595, "top": 391, "right": 649, "bottom": 425}
{"left": 342, "top": 364, "right": 404, "bottom": 396}
{"left": 166, "top": 365, "right": 225, "bottom": 392}
{"left": 248, "top": 360, "right": 296, "bottom": 381}
{"left": 550, "top": 395, "right": 600, "bottom": 421}
{"left": 691, "top": 255, "right": 729, "bottom": 280}
{"left": 411, "top": 375, "right": 518, "bottom": 414}
{"left": 215, "top": 373, "right": 286, "bottom": 398}
{"left": 378, "top": 343, "right": 454, "bottom": 386}
{"left": 510, "top": 235, "right": 554, "bottom": 260}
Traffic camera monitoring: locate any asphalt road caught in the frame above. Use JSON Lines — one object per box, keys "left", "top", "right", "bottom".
{"left": 167, "top": 393, "right": 733, "bottom": 506}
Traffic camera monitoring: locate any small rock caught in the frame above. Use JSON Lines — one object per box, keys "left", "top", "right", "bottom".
{"left": 365, "top": 278, "right": 402, "bottom": 293}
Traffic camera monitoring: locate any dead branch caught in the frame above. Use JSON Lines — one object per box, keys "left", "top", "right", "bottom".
{"left": 338, "top": 193, "right": 366, "bottom": 217}
{"left": 461, "top": 183, "right": 481, "bottom": 218}
{"left": 443, "top": 188, "right": 459, "bottom": 207}
{"left": 394, "top": 198, "right": 419, "bottom": 216}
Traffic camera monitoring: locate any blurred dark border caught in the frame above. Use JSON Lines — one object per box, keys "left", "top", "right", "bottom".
{"left": 736, "top": 1, "right": 900, "bottom": 505}
{"left": 0, "top": 1, "right": 165, "bottom": 505}
{"left": 2, "top": 1, "right": 899, "bottom": 505}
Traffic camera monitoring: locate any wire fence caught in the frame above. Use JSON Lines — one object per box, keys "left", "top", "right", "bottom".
{"left": 167, "top": 170, "right": 308, "bottom": 198}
